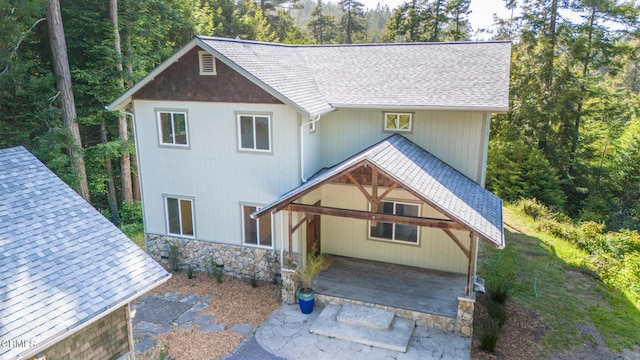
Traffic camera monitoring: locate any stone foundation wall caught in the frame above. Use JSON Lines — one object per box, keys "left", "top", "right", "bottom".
{"left": 42, "top": 306, "right": 131, "bottom": 360}
{"left": 454, "top": 296, "right": 475, "bottom": 337}
{"left": 147, "top": 234, "right": 280, "bottom": 282}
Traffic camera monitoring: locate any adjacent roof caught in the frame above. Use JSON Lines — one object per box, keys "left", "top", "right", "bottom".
{"left": 253, "top": 134, "right": 505, "bottom": 248}
{"left": 108, "top": 36, "right": 512, "bottom": 116}
{"left": 0, "top": 147, "right": 170, "bottom": 359}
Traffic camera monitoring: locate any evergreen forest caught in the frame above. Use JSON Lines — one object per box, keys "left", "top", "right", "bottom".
{"left": 2, "top": 0, "right": 640, "bottom": 236}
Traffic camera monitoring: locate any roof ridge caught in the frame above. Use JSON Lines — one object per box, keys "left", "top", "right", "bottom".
{"left": 196, "top": 35, "right": 511, "bottom": 49}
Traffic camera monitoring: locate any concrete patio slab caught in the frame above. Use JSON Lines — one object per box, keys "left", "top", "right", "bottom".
{"left": 337, "top": 303, "right": 395, "bottom": 330}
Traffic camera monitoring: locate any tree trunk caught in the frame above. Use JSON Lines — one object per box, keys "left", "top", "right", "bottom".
{"left": 47, "top": 0, "right": 91, "bottom": 202}
{"left": 100, "top": 122, "right": 120, "bottom": 225}
{"left": 110, "top": 0, "right": 134, "bottom": 204}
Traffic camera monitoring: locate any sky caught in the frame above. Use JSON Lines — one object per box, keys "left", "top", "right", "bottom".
{"left": 358, "top": 0, "right": 514, "bottom": 40}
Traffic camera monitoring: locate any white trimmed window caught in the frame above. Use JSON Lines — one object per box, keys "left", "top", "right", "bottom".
{"left": 237, "top": 114, "right": 271, "bottom": 152}
{"left": 165, "top": 196, "right": 194, "bottom": 237}
{"left": 198, "top": 51, "right": 216, "bottom": 75}
{"left": 158, "top": 111, "right": 188, "bottom": 146}
{"left": 384, "top": 113, "right": 412, "bottom": 132}
{"left": 369, "top": 201, "right": 420, "bottom": 243}
{"left": 241, "top": 204, "right": 273, "bottom": 247}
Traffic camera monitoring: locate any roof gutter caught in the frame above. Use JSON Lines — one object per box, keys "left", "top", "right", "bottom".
{"left": 16, "top": 273, "right": 171, "bottom": 360}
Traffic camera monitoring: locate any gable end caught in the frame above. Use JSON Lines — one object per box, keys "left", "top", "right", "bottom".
{"left": 134, "top": 47, "right": 283, "bottom": 105}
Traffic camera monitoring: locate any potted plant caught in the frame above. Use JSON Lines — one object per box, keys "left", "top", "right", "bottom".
{"left": 296, "top": 251, "right": 324, "bottom": 314}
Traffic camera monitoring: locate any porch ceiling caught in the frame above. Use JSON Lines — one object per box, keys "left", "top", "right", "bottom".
{"left": 252, "top": 134, "right": 505, "bottom": 249}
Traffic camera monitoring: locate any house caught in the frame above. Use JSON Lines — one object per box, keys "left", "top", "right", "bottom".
{"left": 0, "top": 147, "right": 170, "bottom": 360}
{"left": 107, "top": 36, "right": 510, "bottom": 337}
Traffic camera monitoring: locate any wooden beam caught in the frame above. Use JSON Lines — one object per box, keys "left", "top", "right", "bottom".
{"left": 287, "top": 203, "right": 468, "bottom": 230}
{"left": 291, "top": 213, "right": 312, "bottom": 234}
{"left": 378, "top": 183, "right": 398, "bottom": 201}
{"left": 346, "top": 173, "right": 372, "bottom": 202}
{"left": 465, "top": 232, "right": 475, "bottom": 296}
{"left": 442, "top": 229, "right": 470, "bottom": 258}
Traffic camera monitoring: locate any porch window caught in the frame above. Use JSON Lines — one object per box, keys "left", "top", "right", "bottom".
{"left": 165, "top": 196, "right": 194, "bottom": 237}
{"left": 242, "top": 204, "right": 272, "bottom": 247}
{"left": 369, "top": 201, "right": 420, "bottom": 243}
{"left": 237, "top": 114, "right": 271, "bottom": 152}
{"left": 158, "top": 111, "right": 188, "bottom": 146}
{"left": 384, "top": 112, "right": 412, "bottom": 132}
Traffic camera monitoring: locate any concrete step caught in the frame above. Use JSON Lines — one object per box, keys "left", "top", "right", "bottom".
{"left": 337, "top": 303, "right": 395, "bottom": 330}
{"left": 310, "top": 304, "right": 415, "bottom": 352}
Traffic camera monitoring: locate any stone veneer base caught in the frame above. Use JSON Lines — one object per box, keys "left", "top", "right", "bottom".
{"left": 147, "top": 234, "right": 280, "bottom": 282}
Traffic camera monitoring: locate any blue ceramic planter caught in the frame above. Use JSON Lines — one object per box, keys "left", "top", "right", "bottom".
{"left": 297, "top": 288, "right": 315, "bottom": 314}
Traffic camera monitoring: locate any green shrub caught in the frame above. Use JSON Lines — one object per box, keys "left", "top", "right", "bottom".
{"left": 119, "top": 222, "right": 143, "bottom": 238}
{"left": 487, "top": 278, "right": 510, "bottom": 305}
{"left": 213, "top": 266, "right": 224, "bottom": 283}
{"left": 187, "top": 265, "right": 194, "bottom": 279}
{"left": 168, "top": 243, "right": 180, "bottom": 272}
{"left": 486, "top": 301, "right": 508, "bottom": 327}
{"left": 119, "top": 200, "right": 142, "bottom": 225}
{"left": 517, "top": 198, "right": 548, "bottom": 220}
{"left": 478, "top": 320, "right": 501, "bottom": 352}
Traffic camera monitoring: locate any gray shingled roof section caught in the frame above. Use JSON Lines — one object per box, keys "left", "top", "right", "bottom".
{"left": 253, "top": 134, "right": 504, "bottom": 248}
{"left": 197, "top": 36, "right": 511, "bottom": 115}
{"left": 0, "top": 147, "right": 170, "bottom": 359}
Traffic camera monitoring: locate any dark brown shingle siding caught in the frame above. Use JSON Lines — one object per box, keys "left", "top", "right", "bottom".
{"left": 134, "top": 47, "right": 283, "bottom": 104}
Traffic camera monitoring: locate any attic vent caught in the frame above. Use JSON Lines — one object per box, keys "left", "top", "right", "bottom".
{"left": 198, "top": 51, "right": 216, "bottom": 75}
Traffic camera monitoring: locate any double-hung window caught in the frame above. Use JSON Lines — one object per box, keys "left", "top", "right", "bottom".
{"left": 384, "top": 112, "right": 412, "bottom": 132}
{"left": 165, "top": 196, "right": 194, "bottom": 237}
{"left": 241, "top": 204, "right": 272, "bottom": 247}
{"left": 237, "top": 114, "right": 271, "bottom": 152}
{"left": 369, "top": 201, "right": 420, "bottom": 244}
{"left": 158, "top": 111, "right": 188, "bottom": 146}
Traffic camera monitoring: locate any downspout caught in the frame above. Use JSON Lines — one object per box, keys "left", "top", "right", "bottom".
{"left": 300, "top": 115, "right": 321, "bottom": 182}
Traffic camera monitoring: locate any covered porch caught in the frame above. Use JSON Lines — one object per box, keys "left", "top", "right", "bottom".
{"left": 314, "top": 255, "right": 466, "bottom": 318}
{"left": 252, "top": 135, "right": 505, "bottom": 335}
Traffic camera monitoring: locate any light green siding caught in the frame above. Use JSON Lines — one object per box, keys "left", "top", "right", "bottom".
{"left": 133, "top": 100, "right": 300, "bottom": 248}
{"left": 319, "top": 109, "right": 487, "bottom": 182}
{"left": 319, "top": 184, "right": 470, "bottom": 273}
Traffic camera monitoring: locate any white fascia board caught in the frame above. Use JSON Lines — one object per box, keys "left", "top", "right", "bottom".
{"left": 194, "top": 38, "right": 313, "bottom": 117}
{"left": 330, "top": 103, "right": 509, "bottom": 113}
{"left": 106, "top": 39, "right": 201, "bottom": 111}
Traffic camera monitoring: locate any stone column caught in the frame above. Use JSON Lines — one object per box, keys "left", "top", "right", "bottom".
{"left": 455, "top": 296, "right": 475, "bottom": 337}
{"left": 281, "top": 268, "right": 298, "bottom": 304}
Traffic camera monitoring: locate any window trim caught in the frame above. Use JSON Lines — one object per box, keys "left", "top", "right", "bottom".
{"left": 164, "top": 195, "right": 195, "bottom": 238}
{"left": 236, "top": 113, "right": 272, "bottom": 153}
{"left": 157, "top": 110, "right": 189, "bottom": 147}
{"left": 383, "top": 112, "right": 413, "bottom": 133}
{"left": 198, "top": 51, "right": 216, "bottom": 75}
{"left": 368, "top": 200, "right": 421, "bottom": 245}
{"left": 240, "top": 203, "right": 274, "bottom": 248}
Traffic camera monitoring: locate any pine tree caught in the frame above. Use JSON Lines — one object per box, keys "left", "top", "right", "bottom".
{"left": 338, "top": 0, "right": 366, "bottom": 43}
{"left": 308, "top": 0, "right": 338, "bottom": 44}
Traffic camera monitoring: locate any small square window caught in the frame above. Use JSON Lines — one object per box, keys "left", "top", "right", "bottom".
{"left": 165, "top": 196, "right": 194, "bottom": 237}
{"left": 384, "top": 113, "right": 412, "bottom": 132}
{"left": 237, "top": 114, "right": 271, "bottom": 152}
{"left": 369, "top": 200, "right": 420, "bottom": 244}
{"left": 242, "top": 204, "right": 272, "bottom": 247}
{"left": 198, "top": 51, "right": 216, "bottom": 75}
{"left": 158, "top": 111, "right": 189, "bottom": 146}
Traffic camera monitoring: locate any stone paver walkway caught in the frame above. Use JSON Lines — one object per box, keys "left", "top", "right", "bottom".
{"left": 254, "top": 304, "right": 471, "bottom": 360}
{"left": 131, "top": 292, "right": 254, "bottom": 354}
{"left": 133, "top": 293, "right": 471, "bottom": 359}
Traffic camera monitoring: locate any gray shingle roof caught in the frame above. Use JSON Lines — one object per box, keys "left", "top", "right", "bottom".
{"left": 197, "top": 36, "right": 511, "bottom": 115}
{"left": 0, "top": 147, "right": 170, "bottom": 359}
{"left": 253, "top": 134, "right": 504, "bottom": 248}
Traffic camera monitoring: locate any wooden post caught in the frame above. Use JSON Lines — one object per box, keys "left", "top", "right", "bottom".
{"left": 465, "top": 232, "right": 475, "bottom": 296}
{"left": 288, "top": 210, "right": 293, "bottom": 265}
{"left": 371, "top": 168, "right": 378, "bottom": 226}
